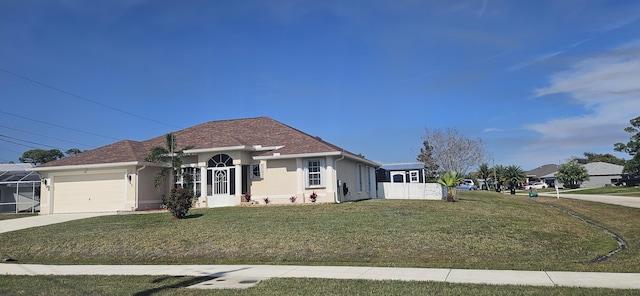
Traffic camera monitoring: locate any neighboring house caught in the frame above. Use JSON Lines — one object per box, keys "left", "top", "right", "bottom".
{"left": 375, "top": 162, "right": 445, "bottom": 200}
{"left": 541, "top": 162, "right": 623, "bottom": 188}
{"left": 34, "top": 117, "right": 379, "bottom": 214}
{"left": 525, "top": 164, "right": 558, "bottom": 185}
{"left": 0, "top": 163, "right": 40, "bottom": 213}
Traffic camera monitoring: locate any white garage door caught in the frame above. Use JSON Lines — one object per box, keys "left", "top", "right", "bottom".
{"left": 52, "top": 173, "right": 126, "bottom": 213}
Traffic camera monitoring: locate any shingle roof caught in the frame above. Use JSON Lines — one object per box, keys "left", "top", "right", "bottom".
{"left": 582, "top": 162, "right": 623, "bottom": 176}
{"left": 39, "top": 117, "right": 361, "bottom": 168}
{"left": 526, "top": 164, "right": 559, "bottom": 178}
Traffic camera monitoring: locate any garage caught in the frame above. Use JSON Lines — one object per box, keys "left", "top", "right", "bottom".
{"left": 52, "top": 172, "right": 126, "bottom": 213}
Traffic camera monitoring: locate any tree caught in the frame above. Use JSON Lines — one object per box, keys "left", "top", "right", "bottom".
{"left": 572, "top": 152, "right": 625, "bottom": 166}
{"left": 476, "top": 162, "right": 491, "bottom": 190}
{"left": 416, "top": 140, "right": 439, "bottom": 181}
{"left": 614, "top": 116, "right": 640, "bottom": 175}
{"left": 503, "top": 165, "right": 526, "bottom": 193}
{"left": 146, "top": 133, "right": 195, "bottom": 219}
{"left": 437, "top": 171, "right": 463, "bottom": 202}
{"left": 65, "top": 148, "right": 84, "bottom": 156}
{"left": 418, "top": 128, "right": 487, "bottom": 176}
{"left": 556, "top": 161, "right": 590, "bottom": 189}
{"left": 491, "top": 164, "right": 506, "bottom": 192}
{"left": 19, "top": 149, "right": 64, "bottom": 165}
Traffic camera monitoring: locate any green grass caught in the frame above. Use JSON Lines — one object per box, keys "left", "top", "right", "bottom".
{"left": 2, "top": 191, "right": 639, "bottom": 272}
{"left": 564, "top": 186, "right": 640, "bottom": 197}
{"left": 0, "top": 213, "right": 37, "bottom": 221}
{"left": 0, "top": 276, "right": 637, "bottom": 295}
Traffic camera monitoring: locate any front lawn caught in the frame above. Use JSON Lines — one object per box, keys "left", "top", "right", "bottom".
{"left": 1, "top": 191, "right": 639, "bottom": 272}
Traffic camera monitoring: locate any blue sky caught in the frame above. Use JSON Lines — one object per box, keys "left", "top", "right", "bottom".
{"left": 1, "top": 0, "right": 640, "bottom": 170}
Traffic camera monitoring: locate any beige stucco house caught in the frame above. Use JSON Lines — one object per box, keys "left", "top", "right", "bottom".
{"left": 33, "top": 117, "right": 379, "bottom": 214}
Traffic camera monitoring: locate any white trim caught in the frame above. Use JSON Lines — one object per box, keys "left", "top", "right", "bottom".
{"left": 304, "top": 158, "right": 325, "bottom": 188}
{"left": 255, "top": 151, "right": 380, "bottom": 167}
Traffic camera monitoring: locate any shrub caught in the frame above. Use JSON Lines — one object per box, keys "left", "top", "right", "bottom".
{"left": 309, "top": 191, "right": 318, "bottom": 203}
{"left": 290, "top": 195, "right": 297, "bottom": 203}
{"left": 162, "top": 188, "right": 195, "bottom": 219}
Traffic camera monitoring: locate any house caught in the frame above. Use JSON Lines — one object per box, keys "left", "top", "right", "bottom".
{"left": 34, "top": 117, "right": 379, "bottom": 214}
{"left": 375, "top": 162, "right": 445, "bottom": 200}
{"left": 525, "top": 164, "right": 558, "bottom": 186}
{"left": 0, "top": 163, "right": 40, "bottom": 213}
{"left": 541, "top": 162, "right": 623, "bottom": 188}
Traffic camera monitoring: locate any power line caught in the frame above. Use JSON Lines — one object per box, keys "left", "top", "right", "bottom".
{"left": 0, "top": 67, "right": 181, "bottom": 129}
{"left": 0, "top": 134, "right": 63, "bottom": 150}
{"left": 0, "top": 125, "right": 95, "bottom": 148}
{"left": 0, "top": 146, "right": 22, "bottom": 154}
{"left": 0, "top": 138, "right": 38, "bottom": 149}
{"left": 0, "top": 110, "right": 121, "bottom": 141}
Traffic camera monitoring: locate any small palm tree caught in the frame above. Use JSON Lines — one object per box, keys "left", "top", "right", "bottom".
{"left": 146, "top": 133, "right": 195, "bottom": 219}
{"left": 504, "top": 165, "right": 526, "bottom": 193}
{"left": 437, "top": 171, "right": 463, "bottom": 202}
{"left": 477, "top": 163, "right": 491, "bottom": 190}
{"left": 492, "top": 164, "right": 506, "bottom": 192}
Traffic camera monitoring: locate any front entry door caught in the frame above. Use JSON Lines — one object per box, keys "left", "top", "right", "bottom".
{"left": 207, "top": 168, "right": 235, "bottom": 207}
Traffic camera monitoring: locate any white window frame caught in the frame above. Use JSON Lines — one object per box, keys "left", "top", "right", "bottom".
{"left": 175, "top": 166, "right": 201, "bottom": 196}
{"left": 409, "top": 170, "right": 420, "bottom": 183}
{"left": 305, "top": 158, "right": 325, "bottom": 188}
{"left": 250, "top": 163, "right": 263, "bottom": 179}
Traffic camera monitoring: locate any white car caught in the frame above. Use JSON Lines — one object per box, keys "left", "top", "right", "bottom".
{"left": 524, "top": 182, "right": 547, "bottom": 190}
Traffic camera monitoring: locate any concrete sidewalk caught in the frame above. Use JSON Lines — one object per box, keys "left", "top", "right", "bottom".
{"left": 1, "top": 263, "right": 640, "bottom": 289}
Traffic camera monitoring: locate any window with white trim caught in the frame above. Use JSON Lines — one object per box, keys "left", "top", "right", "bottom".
{"left": 305, "top": 159, "right": 324, "bottom": 188}
{"left": 175, "top": 167, "right": 201, "bottom": 196}
{"left": 409, "top": 170, "right": 419, "bottom": 183}
{"left": 251, "top": 163, "right": 262, "bottom": 179}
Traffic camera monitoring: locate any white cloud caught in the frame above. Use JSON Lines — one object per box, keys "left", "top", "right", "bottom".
{"left": 507, "top": 51, "right": 566, "bottom": 72}
{"left": 526, "top": 40, "right": 640, "bottom": 146}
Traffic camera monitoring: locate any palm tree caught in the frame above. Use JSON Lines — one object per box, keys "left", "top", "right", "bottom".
{"left": 477, "top": 163, "right": 491, "bottom": 190}
{"left": 437, "top": 171, "right": 463, "bottom": 202}
{"left": 491, "top": 164, "right": 506, "bottom": 192}
{"left": 147, "top": 133, "right": 197, "bottom": 189}
{"left": 504, "top": 165, "right": 526, "bottom": 194}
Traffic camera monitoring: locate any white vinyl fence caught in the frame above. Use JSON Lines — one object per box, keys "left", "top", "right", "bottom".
{"left": 377, "top": 182, "right": 445, "bottom": 200}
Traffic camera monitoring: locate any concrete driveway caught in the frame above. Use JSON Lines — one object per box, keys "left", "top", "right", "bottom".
{"left": 0, "top": 212, "right": 116, "bottom": 234}
{"left": 538, "top": 192, "right": 640, "bottom": 208}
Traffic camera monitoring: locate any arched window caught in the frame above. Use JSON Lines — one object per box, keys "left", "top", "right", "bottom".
{"left": 208, "top": 154, "right": 233, "bottom": 167}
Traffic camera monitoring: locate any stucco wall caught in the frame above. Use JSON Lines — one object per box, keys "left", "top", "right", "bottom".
{"left": 250, "top": 158, "right": 299, "bottom": 204}
{"left": 335, "top": 158, "right": 374, "bottom": 202}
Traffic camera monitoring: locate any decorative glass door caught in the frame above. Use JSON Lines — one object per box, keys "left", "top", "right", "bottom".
{"left": 206, "top": 154, "right": 236, "bottom": 207}
{"left": 214, "top": 169, "right": 228, "bottom": 195}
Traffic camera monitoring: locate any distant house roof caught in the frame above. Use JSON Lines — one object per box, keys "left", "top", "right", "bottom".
{"left": 526, "top": 164, "right": 558, "bottom": 178}
{"left": 540, "top": 162, "right": 623, "bottom": 178}
{"left": 38, "top": 117, "right": 377, "bottom": 168}
{"left": 582, "top": 162, "right": 623, "bottom": 176}
{"left": 379, "top": 162, "right": 425, "bottom": 171}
